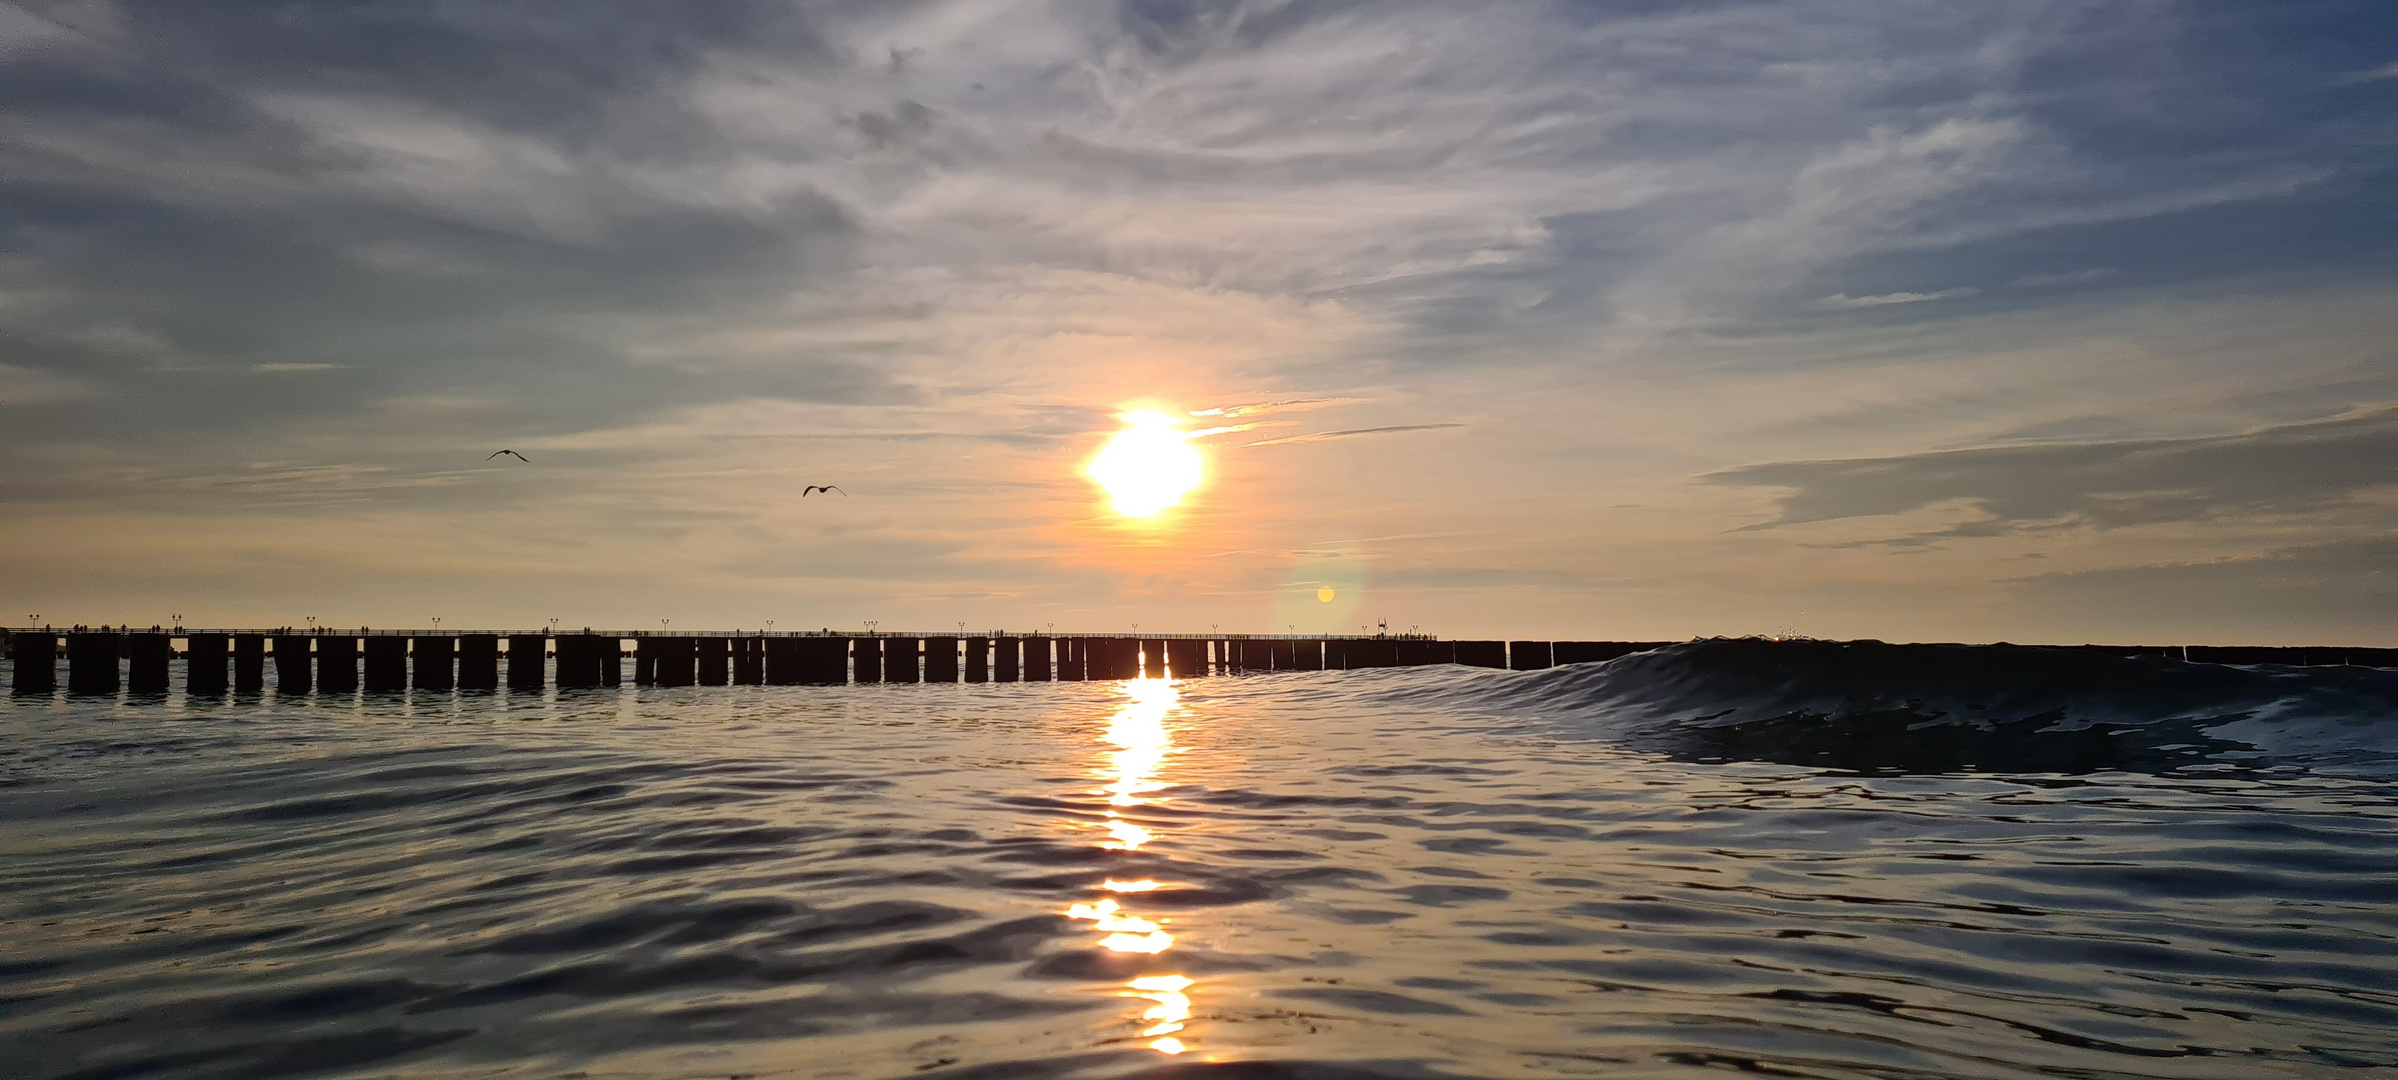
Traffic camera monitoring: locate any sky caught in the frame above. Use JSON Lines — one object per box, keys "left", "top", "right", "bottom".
{"left": 2, "top": 0, "right": 2393, "bottom": 645}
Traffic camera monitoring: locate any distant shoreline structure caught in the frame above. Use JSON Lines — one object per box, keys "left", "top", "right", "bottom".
{"left": 5, "top": 629, "right": 2392, "bottom": 695}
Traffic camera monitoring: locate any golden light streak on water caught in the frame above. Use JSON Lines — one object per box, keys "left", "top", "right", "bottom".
{"left": 1060, "top": 662, "right": 1197, "bottom": 1054}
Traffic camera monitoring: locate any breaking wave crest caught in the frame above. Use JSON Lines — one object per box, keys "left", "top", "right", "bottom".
{"left": 1397, "top": 638, "right": 2398, "bottom": 774}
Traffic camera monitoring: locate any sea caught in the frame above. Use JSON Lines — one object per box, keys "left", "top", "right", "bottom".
{"left": 4, "top": 639, "right": 2396, "bottom": 1080}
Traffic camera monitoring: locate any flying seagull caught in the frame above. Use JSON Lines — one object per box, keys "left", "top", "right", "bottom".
{"left": 488, "top": 450, "right": 529, "bottom": 462}
{"left": 803, "top": 485, "right": 846, "bottom": 497}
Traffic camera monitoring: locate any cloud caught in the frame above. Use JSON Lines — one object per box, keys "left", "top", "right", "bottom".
{"left": 1190, "top": 397, "right": 1358, "bottom": 417}
{"left": 2009, "top": 537, "right": 2398, "bottom": 637}
{"left": 2341, "top": 61, "right": 2398, "bottom": 85}
{"left": 1815, "top": 287, "right": 1980, "bottom": 309}
{"left": 1244, "top": 424, "right": 1464, "bottom": 447}
{"left": 2007, "top": 268, "right": 2118, "bottom": 288}
{"left": 250, "top": 362, "right": 340, "bottom": 373}
{"left": 1707, "top": 409, "right": 2398, "bottom": 543}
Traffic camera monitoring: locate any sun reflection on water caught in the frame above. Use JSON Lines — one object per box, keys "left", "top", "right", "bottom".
{"left": 1061, "top": 652, "right": 1196, "bottom": 1054}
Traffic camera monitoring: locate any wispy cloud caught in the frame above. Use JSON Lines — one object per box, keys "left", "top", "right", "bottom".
{"left": 1245, "top": 424, "right": 1464, "bottom": 447}
{"left": 2009, "top": 268, "right": 2118, "bottom": 288}
{"left": 1815, "top": 288, "right": 1980, "bottom": 309}
{"left": 1190, "top": 398, "right": 1359, "bottom": 418}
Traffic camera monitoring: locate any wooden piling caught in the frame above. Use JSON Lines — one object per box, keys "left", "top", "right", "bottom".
{"left": 696, "top": 637, "right": 729, "bottom": 686}
{"left": 318, "top": 635, "right": 359, "bottom": 693}
{"left": 764, "top": 638, "right": 800, "bottom": 685}
{"left": 1057, "top": 638, "right": 1086, "bottom": 681}
{"left": 657, "top": 637, "right": 696, "bottom": 687}
{"left": 458, "top": 635, "right": 500, "bottom": 690}
{"left": 994, "top": 637, "right": 1020, "bottom": 682}
{"left": 271, "top": 635, "right": 312, "bottom": 694}
{"left": 634, "top": 637, "right": 658, "bottom": 685}
{"left": 1165, "top": 639, "right": 1206, "bottom": 678}
{"left": 66, "top": 633, "right": 118, "bottom": 694}
{"left": 733, "top": 636, "right": 763, "bottom": 685}
{"left": 1023, "top": 636, "right": 1052, "bottom": 681}
{"left": 1291, "top": 639, "right": 1324, "bottom": 671}
{"left": 1551, "top": 641, "right": 1651, "bottom": 666}
{"left": 1453, "top": 641, "right": 1505, "bottom": 668}
{"left": 798, "top": 638, "right": 846, "bottom": 685}
{"left": 853, "top": 637, "right": 883, "bottom": 684}
{"left": 885, "top": 637, "right": 920, "bottom": 683}
{"left": 924, "top": 636, "right": 959, "bottom": 682}
{"left": 127, "top": 633, "right": 170, "bottom": 694}
{"left": 10, "top": 632, "right": 55, "bottom": 693}
{"left": 415, "top": 636, "right": 456, "bottom": 690}
{"left": 553, "top": 635, "right": 604, "bottom": 688}
{"left": 184, "top": 633, "right": 226, "bottom": 695}
{"left": 965, "top": 637, "right": 990, "bottom": 682}
{"left": 507, "top": 635, "right": 545, "bottom": 689}
{"left": 363, "top": 637, "right": 407, "bottom": 690}
{"left": 1398, "top": 640, "right": 1454, "bottom": 667}
{"left": 234, "top": 634, "right": 266, "bottom": 692}
{"left": 1507, "top": 641, "right": 1552, "bottom": 670}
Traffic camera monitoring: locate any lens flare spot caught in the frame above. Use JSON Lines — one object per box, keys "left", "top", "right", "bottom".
{"left": 1317, "top": 586, "right": 1335, "bottom": 603}
{"left": 1087, "top": 411, "right": 1204, "bottom": 518}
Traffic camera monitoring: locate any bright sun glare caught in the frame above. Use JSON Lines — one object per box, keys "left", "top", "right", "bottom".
{"left": 1086, "top": 411, "right": 1204, "bottom": 519}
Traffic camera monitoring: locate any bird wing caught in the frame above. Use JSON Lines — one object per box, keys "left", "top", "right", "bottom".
{"left": 827, "top": 485, "right": 846, "bottom": 495}
{"left": 488, "top": 450, "right": 506, "bottom": 459}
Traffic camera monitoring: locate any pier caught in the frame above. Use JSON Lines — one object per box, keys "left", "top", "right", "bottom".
{"left": 5, "top": 628, "right": 2394, "bottom": 695}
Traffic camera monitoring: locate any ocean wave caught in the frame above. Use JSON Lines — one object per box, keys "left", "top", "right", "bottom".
{"left": 1392, "top": 638, "right": 2398, "bottom": 773}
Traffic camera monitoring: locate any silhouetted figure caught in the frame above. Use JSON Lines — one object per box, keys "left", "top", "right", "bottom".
{"left": 803, "top": 485, "right": 846, "bottom": 497}
{"left": 488, "top": 450, "right": 530, "bottom": 462}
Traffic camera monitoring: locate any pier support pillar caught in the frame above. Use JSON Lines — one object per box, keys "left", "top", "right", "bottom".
{"left": 604, "top": 640, "right": 622, "bottom": 686}
{"left": 507, "top": 635, "right": 545, "bottom": 689}
{"left": 1551, "top": 642, "right": 1646, "bottom": 666}
{"left": 995, "top": 637, "right": 1020, "bottom": 682}
{"left": 66, "top": 633, "right": 119, "bottom": 694}
{"left": 363, "top": 637, "right": 407, "bottom": 690}
{"left": 1507, "top": 641, "right": 1552, "bottom": 671}
{"left": 234, "top": 634, "right": 265, "bottom": 692}
{"left": 1023, "top": 637, "right": 1051, "bottom": 681}
{"left": 553, "top": 635, "right": 602, "bottom": 688}
{"left": 272, "top": 635, "right": 312, "bottom": 694}
{"left": 798, "top": 638, "right": 846, "bottom": 685}
{"left": 1165, "top": 639, "right": 1205, "bottom": 678}
{"left": 11, "top": 631, "right": 56, "bottom": 693}
{"left": 634, "top": 637, "right": 658, "bottom": 685}
{"left": 656, "top": 637, "right": 695, "bottom": 687}
{"left": 415, "top": 637, "right": 455, "bottom": 690}
{"left": 1453, "top": 641, "right": 1505, "bottom": 669}
{"left": 458, "top": 635, "right": 499, "bottom": 690}
{"left": 318, "top": 636, "right": 358, "bottom": 693}
{"left": 965, "top": 637, "right": 990, "bottom": 683}
{"left": 764, "top": 638, "right": 800, "bottom": 685}
{"left": 1397, "top": 640, "right": 1454, "bottom": 667}
{"left": 184, "top": 633, "right": 226, "bottom": 695}
{"left": 1291, "top": 640, "right": 1324, "bottom": 672}
{"left": 696, "top": 637, "right": 729, "bottom": 686}
{"left": 885, "top": 638, "right": 920, "bottom": 683}
{"left": 127, "top": 633, "right": 170, "bottom": 694}
{"left": 1055, "top": 638, "right": 1084, "bottom": 681}
{"left": 732, "top": 637, "right": 761, "bottom": 685}
{"left": 853, "top": 638, "right": 883, "bottom": 684}
{"left": 924, "top": 637, "right": 959, "bottom": 683}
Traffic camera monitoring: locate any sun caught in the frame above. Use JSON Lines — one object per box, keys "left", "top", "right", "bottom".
{"left": 1087, "top": 411, "right": 1204, "bottom": 518}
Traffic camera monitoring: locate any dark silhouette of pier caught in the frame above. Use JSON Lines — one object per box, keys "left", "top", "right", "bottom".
{"left": 6, "top": 627, "right": 2393, "bottom": 695}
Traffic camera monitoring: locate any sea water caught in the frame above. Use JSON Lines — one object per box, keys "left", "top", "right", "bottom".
{"left": 5, "top": 640, "right": 2396, "bottom": 1079}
